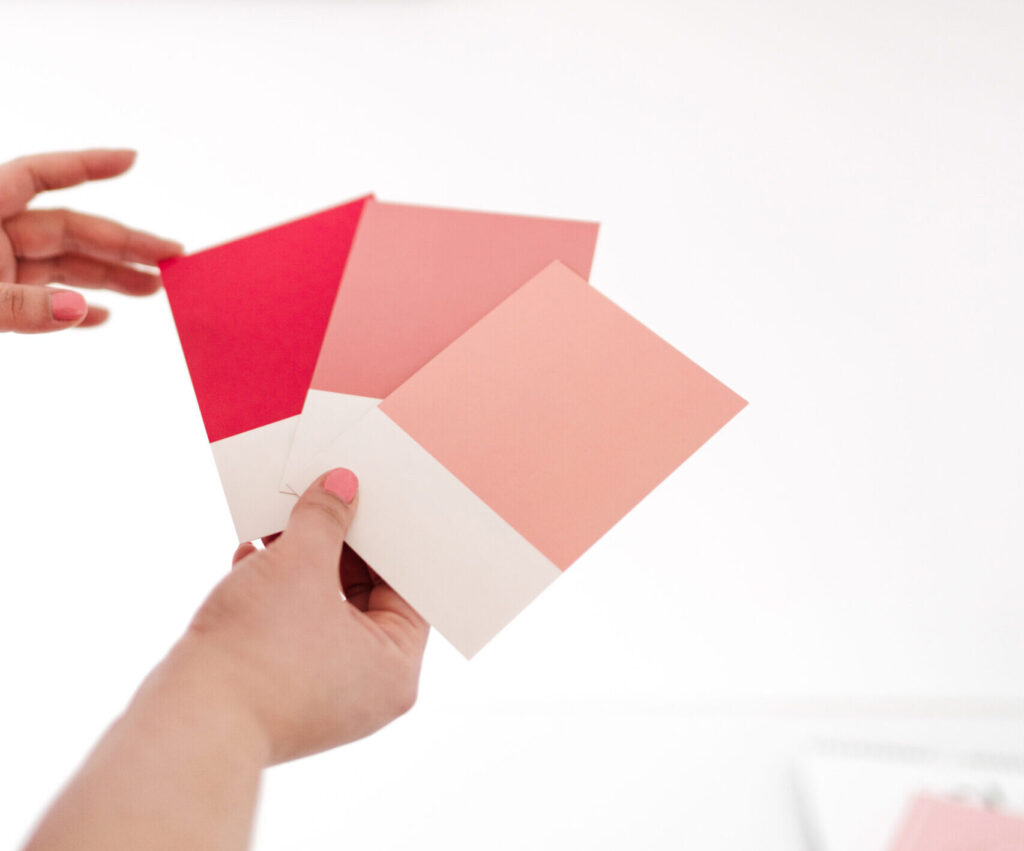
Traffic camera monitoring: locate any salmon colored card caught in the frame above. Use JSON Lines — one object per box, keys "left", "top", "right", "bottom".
{"left": 279, "top": 199, "right": 600, "bottom": 494}
{"left": 160, "top": 196, "right": 369, "bottom": 542}
{"left": 890, "top": 796, "right": 1024, "bottom": 850}
{"left": 296, "top": 261, "right": 746, "bottom": 657}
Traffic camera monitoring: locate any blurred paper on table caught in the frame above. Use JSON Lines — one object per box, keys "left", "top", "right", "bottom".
{"left": 280, "top": 198, "right": 599, "bottom": 494}
{"left": 890, "top": 796, "right": 1024, "bottom": 850}
{"left": 798, "top": 743, "right": 1024, "bottom": 851}
{"left": 160, "top": 196, "right": 369, "bottom": 542}
{"left": 300, "top": 261, "right": 746, "bottom": 657}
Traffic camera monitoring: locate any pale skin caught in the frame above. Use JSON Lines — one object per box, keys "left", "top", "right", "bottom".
{"left": 0, "top": 149, "right": 183, "bottom": 331}
{"left": 5, "top": 151, "right": 430, "bottom": 849}
{"left": 24, "top": 470, "right": 429, "bottom": 851}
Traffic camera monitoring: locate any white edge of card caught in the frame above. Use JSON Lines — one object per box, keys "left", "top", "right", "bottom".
{"left": 279, "top": 389, "right": 382, "bottom": 495}
{"left": 306, "top": 406, "right": 562, "bottom": 658}
{"left": 210, "top": 416, "right": 300, "bottom": 543}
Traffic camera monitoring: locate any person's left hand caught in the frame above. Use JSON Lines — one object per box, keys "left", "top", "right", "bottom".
{"left": 0, "top": 148, "right": 183, "bottom": 333}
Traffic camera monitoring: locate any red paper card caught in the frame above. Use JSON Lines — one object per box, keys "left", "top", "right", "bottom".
{"left": 160, "top": 196, "right": 369, "bottom": 540}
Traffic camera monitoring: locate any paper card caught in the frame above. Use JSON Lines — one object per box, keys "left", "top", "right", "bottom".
{"left": 297, "top": 261, "right": 746, "bottom": 657}
{"left": 890, "top": 796, "right": 1024, "bottom": 850}
{"left": 797, "top": 743, "right": 1024, "bottom": 851}
{"left": 279, "top": 198, "right": 600, "bottom": 495}
{"left": 160, "top": 196, "right": 370, "bottom": 542}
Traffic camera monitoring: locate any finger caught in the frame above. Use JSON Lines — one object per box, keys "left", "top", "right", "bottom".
{"left": 5, "top": 209, "right": 184, "bottom": 267}
{"left": 0, "top": 283, "right": 88, "bottom": 333}
{"left": 279, "top": 468, "right": 359, "bottom": 585}
{"left": 340, "top": 545, "right": 374, "bottom": 612}
{"left": 232, "top": 542, "right": 257, "bottom": 567}
{"left": 17, "top": 255, "right": 162, "bottom": 296}
{"left": 0, "top": 149, "right": 138, "bottom": 219}
{"left": 366, "top": 582, "right": 430, "bottom": 655}
{"left": 76, "top": 305, "right": 110, "bottom": 328}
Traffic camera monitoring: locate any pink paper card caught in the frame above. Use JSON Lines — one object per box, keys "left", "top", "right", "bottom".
{"left": 890, "top": 796, "right": 1024, "bottom": 850}
{"left": 280, "top": 198, "right": 600, "bottom": 495}
{"left": 160, "top": 196, "right": 369, "bottom": 542}
{"left": 298, "top": 261, "right": 746, "bottom": 657}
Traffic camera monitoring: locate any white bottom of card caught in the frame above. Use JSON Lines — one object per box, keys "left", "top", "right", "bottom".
{"left": 211, "top": 417, "right": 299, "bottom": 543}
{"left": 309, "top": 406, "right": 562, "bottom": 658}
{"left": 280, "top": 389, "right": 381, "bottom": 495}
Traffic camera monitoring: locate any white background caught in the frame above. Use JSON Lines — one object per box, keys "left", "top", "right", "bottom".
{"left": 1, "top": 0, "right": 1022, "bottom": 847}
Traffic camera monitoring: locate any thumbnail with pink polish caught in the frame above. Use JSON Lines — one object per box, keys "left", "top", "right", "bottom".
{"left": 50, "top": 291, "right": 86, "bottom": 321}
{"left": 324, "top": 469, "right": 358, "bottom": 504}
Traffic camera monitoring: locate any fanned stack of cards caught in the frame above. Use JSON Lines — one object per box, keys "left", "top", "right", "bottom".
{"left": 160, "top": 195, "right": 746, "bottom": 657}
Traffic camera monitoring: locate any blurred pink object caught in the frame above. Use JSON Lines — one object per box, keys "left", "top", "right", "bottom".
{"left": 890, "top": 795, "right": 1024, "bottom": 850}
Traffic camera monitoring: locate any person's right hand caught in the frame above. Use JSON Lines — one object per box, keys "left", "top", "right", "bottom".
{"left": 151, "top": 468, "right": 430, "bottom": 766}
{"left": 22, "top": 469, "right": 429, "bottom": 850}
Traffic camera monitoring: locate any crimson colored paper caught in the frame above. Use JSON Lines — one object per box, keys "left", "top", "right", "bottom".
{"left": 160, "top": 196, "right": 369, "bottom": 541}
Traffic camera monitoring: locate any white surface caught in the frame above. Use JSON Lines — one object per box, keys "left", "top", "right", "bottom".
{"left": 1, "top": 0, "right": 1023, "bottom": 848}
{"left": 249, "top": 708, "right": 1024, "bottom": 851}
{"left": 306, "top": 406, "right": 561, "bottom": 658}
{"left": 281, "top": 389, "right": 380, "bottom": 494}
{"left": 211, "top": 417, "right": 299, "bottom": 542}
{"left": 798, "top": 744, "right": 1024, "bottom": 851}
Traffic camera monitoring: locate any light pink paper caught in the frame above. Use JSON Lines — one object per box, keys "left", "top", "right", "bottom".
{"left": 890, "top": 795, "right": 1024, "bottom": 850}
{"left": 303, "top": 261, "right": 746, "bottom": 656}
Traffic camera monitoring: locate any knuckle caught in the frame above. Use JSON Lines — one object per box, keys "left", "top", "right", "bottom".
{"left": 34, "top": 169, "right": 55, "bottom": 193}
{"left": 43, "top": 262, "right": 64, "bottom": 285}
{"left": 4, "top": 221, "right": 29, "bottom": 258}
{"left": 5, "top": 157, "right": 33, "bottom": 189}
{"left": 300, "top": 493, "right": 350, "bottom": 528}
{"left": 120, "top": 228, "right": 136, "bottom": 262}
{"left": 0, "top": 285, "right": 29, "bottom": 326}
{"left": 51, "top": 208, "right": 76, "bottom": 249}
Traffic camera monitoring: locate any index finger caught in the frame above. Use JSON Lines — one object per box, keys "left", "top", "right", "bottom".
{"left": 0, "top": 149, "right": 137, "bottom": 219}
{"left": 365, "top": 582, "right": 430, "bottom": 656}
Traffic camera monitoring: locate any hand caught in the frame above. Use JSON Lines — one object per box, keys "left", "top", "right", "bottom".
{"left": 0, "top": 148, "right": 183, "bottom": 333}
{"left": 22, "top": 470, "right": 426, "bottom": 850}
{"left": 164, "top": 468, "right": 430, "bottom": 765}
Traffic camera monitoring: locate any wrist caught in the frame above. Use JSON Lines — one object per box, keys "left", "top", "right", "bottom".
{"left": 127, "top": 635, "right": 274, "bottom": 771}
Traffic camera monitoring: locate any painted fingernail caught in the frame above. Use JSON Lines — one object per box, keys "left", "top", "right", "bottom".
{"left": 324, "top": 468, "right": 358, "bottom": 504}
{"left": 50, "top": 291, "right": 87, "bottom": 322}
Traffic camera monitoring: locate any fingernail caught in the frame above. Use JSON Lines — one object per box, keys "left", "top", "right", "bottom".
{"left": 50, "top": 291, "right": 87, "bottom": 322}
{"left": 324, "top": 468, "right": 358, "bottom": 504}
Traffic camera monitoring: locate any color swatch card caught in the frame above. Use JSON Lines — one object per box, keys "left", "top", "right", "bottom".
{"left": 297, "top": 261, "right": 746, "bottom": 657}
{"left": 160, "top": 196, "right": 369, "bottom": 542}
{"left": 279, "top": 199, "right": 600, "bottom": 495}
{"left": 890, "top": 796, "right": 1024, "bottom": 850}
{"left": 798, "top": 742, "right": 1024, "bottom": 851}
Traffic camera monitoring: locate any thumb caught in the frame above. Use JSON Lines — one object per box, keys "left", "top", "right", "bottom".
{"left": 0, "top": 283, "right": 88, "bottom": 333}
{"left": 279, "top": 468, "right": 359, "bottom": 582}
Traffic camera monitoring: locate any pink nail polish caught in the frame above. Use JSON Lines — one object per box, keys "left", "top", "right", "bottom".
{"left": 324, "top": 468, "right": 358, "bottom": 504}
{"left": 50, "top": 291, "right": 87, "bottom": 322}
